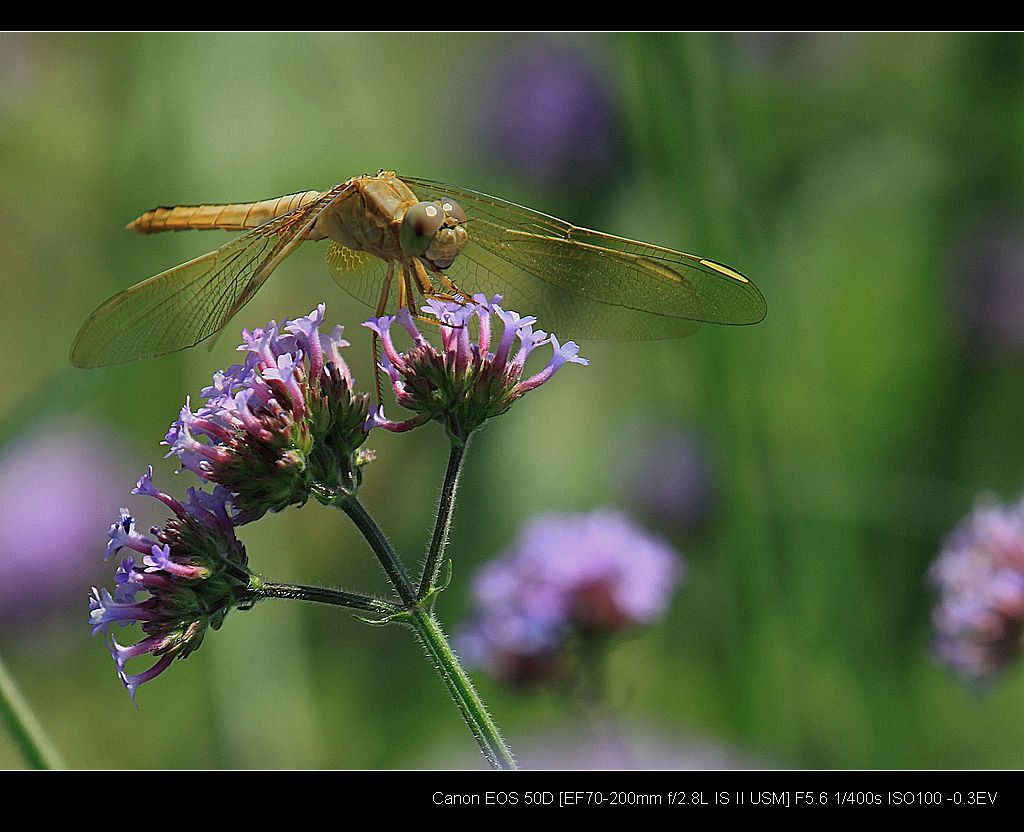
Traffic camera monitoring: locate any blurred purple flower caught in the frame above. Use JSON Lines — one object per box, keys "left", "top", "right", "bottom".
{"left": 619, "top": 425, "right": 716, "bottom": 535}
{"left": 930, "top": 495, "right": 1024, "bottom": 683}
{"left": 948, "top": 219, "right": 1024, "bottom": 355}
{"left": 477, "top": 43, "right": 622, "bottom": 187}
{"left": 0, "top": 424, "right": 132, "bottom": 622}
{"left": 458, "top": 509, "right": 684, "bottom": 685}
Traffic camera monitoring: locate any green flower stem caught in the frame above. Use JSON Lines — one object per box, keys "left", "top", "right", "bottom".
{"left": 253, "top": 582, "right": 399, "bottom": 615}
{"left": 336, "top": 494, "right": 516, "bottom": 770}
{"left": 406, "top": 605, "right": 516, "bottom": 770}
{"left": 0, "top": 652, "right": 64, "bottom": 770}
{"left": 418, "top": 441, "right": 467, "bottom": 599}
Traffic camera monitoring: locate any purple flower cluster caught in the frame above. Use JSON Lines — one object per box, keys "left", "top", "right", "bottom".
{"left": 458, "top": 509, "right": 684, "bottom": 685}
{"left": 89, "top": 469, "right": 254, "bottom": 704}
{"left": 930, "top": 496, "right": 1024, "bottom": 683}
{"left": 365, "top": 294, "right": 588, "bottom": 445}
{"left": 89, "top": 298, "right": 586, "bottom": 703}
{"left": 164, "top": 304, "right": 370, "bottom": 520}
{"left": 90, "top": 304, "right": 372, "bottom": 702}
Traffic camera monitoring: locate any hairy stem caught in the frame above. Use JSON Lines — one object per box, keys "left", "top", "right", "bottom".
{"left": 253, "top": 582, "right": 398, "bottom": 614}
{"left": 0, "top": 652, "right": 64, "bottom": 770}
{"left": 405, "top": 605, "right": 516, "bottom": 770}
{"left": 337, "top": 496, "right": 417, "bottom": 606}
{"left": 419, "top": 442, "right": 467, "bottom": 599}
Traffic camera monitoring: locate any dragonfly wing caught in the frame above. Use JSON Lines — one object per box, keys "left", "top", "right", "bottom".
{"left": 71, "top": 184, "right": 351, "bottom": 367}
{"left": 324, "top": 241, "right": 389, "bottom": 310}
{"left": 403, "top": 177, "right": 766, "bottom": 340}
{"left": 448, "top": 236, "right": 704, "bottom": 340}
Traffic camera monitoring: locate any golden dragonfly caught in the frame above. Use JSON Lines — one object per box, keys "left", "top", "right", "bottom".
{"left": 70, "top": 170, "right": 766, "bottom": 368}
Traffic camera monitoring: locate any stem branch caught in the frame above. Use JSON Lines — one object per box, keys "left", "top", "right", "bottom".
{"left": 253, "top": 582, "right": 398, "bottom": 614}
{"left": 337, "top": 497, "right": 417, "bottom": 607}
{"left": 335, "top": 494, "right": 515, "bottom": 769}
{"left": 405, "top": 606, "right": 516, "bottom": 770}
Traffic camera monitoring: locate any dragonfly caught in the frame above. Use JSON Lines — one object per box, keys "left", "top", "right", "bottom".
{"left": 69, "top": 170, "right": 766, "bottom": 368}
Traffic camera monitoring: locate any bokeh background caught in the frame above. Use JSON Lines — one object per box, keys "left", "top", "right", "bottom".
{"left": 2, "top": 31, "right": 1024, "bottom": 768}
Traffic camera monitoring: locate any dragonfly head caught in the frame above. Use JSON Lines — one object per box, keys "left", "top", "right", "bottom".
{"left": 400, "top": 198, "right": 468, "bottom": 270}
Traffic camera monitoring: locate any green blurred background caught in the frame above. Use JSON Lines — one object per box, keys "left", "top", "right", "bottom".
{"left": 2, "top": 31, "right": 1024, "bottom": 768}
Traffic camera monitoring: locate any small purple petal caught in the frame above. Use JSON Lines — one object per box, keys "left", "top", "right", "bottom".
{"left": 118, "top": 652, "right": 175, "bottom": 708}
{"left": 516, "top": 334, "right": 588, "bottom": 393}
{"left": 285, "top": 304, "right": 326, "bottom": 379}
{"left": 106, "top": 509, "right": 156, "bottom": 560}
{"left": 364, "top": 404, "right": 427, "bottom": 434}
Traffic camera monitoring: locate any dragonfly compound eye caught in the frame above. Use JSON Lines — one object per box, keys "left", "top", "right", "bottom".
{"left": 439, "top": 198, "right": 466, "bottom": 224}
{"left": 400, "top": 201, "right": 446, "bottom": 257}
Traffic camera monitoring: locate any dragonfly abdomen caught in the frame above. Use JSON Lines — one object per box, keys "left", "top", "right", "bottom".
{"left": 126, "top": 190, "right": 325, "bottom": 235}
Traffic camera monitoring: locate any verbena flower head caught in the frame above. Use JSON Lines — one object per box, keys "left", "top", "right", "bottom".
{"left": 930, "top": 496, "right": 1024, "bottom": 684}
{"left": 164, "top": 304, "right": 371, "bottom": 520}
{"left": 364, "top": 294, "right": 588, "bottom": 445}
{"left": 89, "top": 469, "right": 255, "bottom": 704}
{"left": 458, "top": 509, "right": 684, "bottom": 685}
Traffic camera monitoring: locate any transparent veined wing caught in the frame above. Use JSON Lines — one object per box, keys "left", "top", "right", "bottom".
{"left": 71, "top": 184, "right": 352, "bottom": 367}
{"left": 403, "top": 177, "right": 766, "bottom": 340}
{"left": 324, "top": 241, "right": 389, "bottom": 311}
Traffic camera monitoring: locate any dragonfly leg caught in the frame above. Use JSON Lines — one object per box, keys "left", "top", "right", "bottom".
{"left": 402, "top": 262, "right": 454, "bottom": 330}
{"left": 408, "top": 257, "right": 472, "bottom": 309}
{"left": 422, "top": 292, "right": 463, "bottom": 304}
{"left": 405, "top": 259, "right": 474, "bottom": 331}
{"left": 403, "top": 264, "right": 420, "bottom": 318}
{"left": 409, "top": 258, "right": 438, "bottom": 296}
{"left": 371, "top": 260, "right": 395, "bottom": 407}
{"left": 396, "top": 263, "right": 409, "bottom": 314}
{"left": 413, "top": 314, "right": 444, "bottom": 330}
{"left": 432, "top": 268, "right": 473, "bottom": 302}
